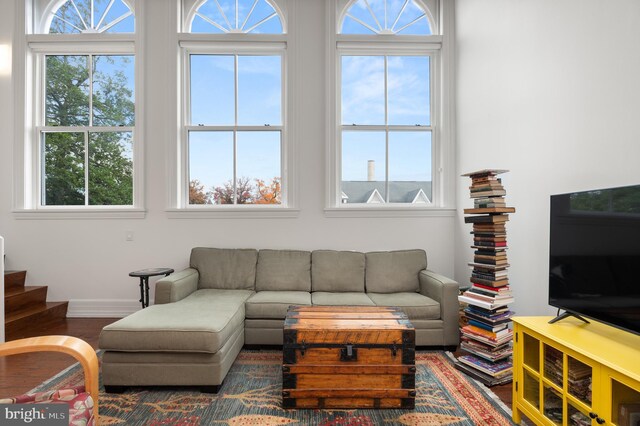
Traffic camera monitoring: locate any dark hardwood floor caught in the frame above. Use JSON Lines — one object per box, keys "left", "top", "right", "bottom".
{"left": 1, "top": 318, "right": 513, "bottom": 411}
{"left": 0, "top": 318, "right": 117, "bottom": 398}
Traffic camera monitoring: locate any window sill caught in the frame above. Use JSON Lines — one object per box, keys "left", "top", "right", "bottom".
{"left": 324, "top": 206, "right": 456, "bottom": 218}
{"left": 13, "top": 208, "right": 146, "bottom": 220}
{"left": 166, "top": 207, "right": 300, "bottom": 219}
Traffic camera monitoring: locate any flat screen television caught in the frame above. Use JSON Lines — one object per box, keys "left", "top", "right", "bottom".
{"left": 549, "top": 184, "right": 640, "bottom": 335}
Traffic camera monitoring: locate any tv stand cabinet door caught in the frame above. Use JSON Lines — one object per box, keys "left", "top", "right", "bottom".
{"left": 512, "top": 322, "right": 599, "bottom": 426}
{"left": 600, "top": 367, "right": 640, "bottom": 426}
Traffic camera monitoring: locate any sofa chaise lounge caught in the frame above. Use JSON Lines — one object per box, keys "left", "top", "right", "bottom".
{"left": 98, "top": 248, "right": 460, "bottom": 392}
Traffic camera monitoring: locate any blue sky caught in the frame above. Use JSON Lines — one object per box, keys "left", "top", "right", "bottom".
{"left": 189, "top": 55, "right": 282, "bottom": 194}
{"left": 340, "top": 55, "right": 431, "bottom": 182}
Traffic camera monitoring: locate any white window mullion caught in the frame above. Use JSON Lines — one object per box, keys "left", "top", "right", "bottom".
{"left": 384, "top": 0, "right": 388, "bottom": 30}
{"left": 185, "top": 53, "right": 192, "bottom": 127}
{"left": 88, "top": 54, "right": 94, "bottom": 126}
{"left": 384, "top": 55, "right": 389, "bottom": 203}
{"left": 186, "top": 125, "right": 282, "bottom": 132}
{"left": 40, "top": 132, "right": 46, "bottom": 206}
{"left": 341, "top": 125, "right": 433, "bottom": 132}
{"left": 90, "top": 0, "right": 95, "bottom": 30}
{"left": 84, "top": 130, "right": 89, "bottom": 206}
{"left": 86, "top": 53, "right": 92, "bottom": 206}
{"left": 233, "top": 54, "right": 239, "bottom": 204}
{"left": 37, "top": 54, "right": 46, "bottom": 207}
{"left": 184, "top": 52, "right": 192, "bottom": 207}
{"left": 182, "top": 126, "right": 190, "bottom": 208}
{"left": 45, "top": 126, "right": 134, "bottom": 133}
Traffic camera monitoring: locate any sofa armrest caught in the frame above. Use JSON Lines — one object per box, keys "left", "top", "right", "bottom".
{"left": 419, "top": 269, "right": 460, "bottom": 346}
{"left": 154, "top": 268, "right": 199, "bottom": 304}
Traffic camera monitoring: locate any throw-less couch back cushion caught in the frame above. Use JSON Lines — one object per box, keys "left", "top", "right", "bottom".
{"left": 365, "top": 249, "right": 427, "bottom": 293}
{"left": 311, "top": 250, "right": 365, "bottom": 292}
{"left": 256, "top": 249, "right": 311, "bottom": 292}
{"left": 190, "top": 248, "right": 258, "bottom": 290}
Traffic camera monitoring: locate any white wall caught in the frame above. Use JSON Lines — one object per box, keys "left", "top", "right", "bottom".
{"left": 6, "top": 0, "right": 638, "bottom": 319}
{"left": 456, "top": 0, "right": 640, "bottom": 315}
{"left": 0, "top": 1, "right": 13, "bottom": 337}
{"left": 0, "top": 0, "right": 455, "bottom": 317}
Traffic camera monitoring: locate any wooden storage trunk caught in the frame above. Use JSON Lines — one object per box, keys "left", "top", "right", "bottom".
{"left": 282, "top": 305, "right": 416, "bottom": 409}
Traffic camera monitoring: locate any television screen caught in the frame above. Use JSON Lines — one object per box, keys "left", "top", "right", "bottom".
{"left": 549, "top": 184, "right": 640, "bottom": 335}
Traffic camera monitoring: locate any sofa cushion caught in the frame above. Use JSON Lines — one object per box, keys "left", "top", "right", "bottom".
{"left": 245, "top": 291, "right": 311, "bottom": 319}
{"left": 367, "top": 292, "right": 440, "bottom": 320}
{"left": 311, "top": 291, "right": 375, "bottom": 306}
{"left": 365, "top": 249, "right": 427, "bottom": 293}
{"left": 311, "top": 250, "right": 365, "bottom": 292}
{"left": 190, "top": 248, "right": 258, "bottom": 290}
{"left": 255, "top": 250, "right": 311, "bottom": 292}
{"left": 99, "top": 289, "right": 253, "bottom": 353}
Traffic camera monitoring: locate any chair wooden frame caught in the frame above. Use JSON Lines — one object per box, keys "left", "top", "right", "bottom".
{"left": 0, "top": 335, "right": 99, "bottom": 421}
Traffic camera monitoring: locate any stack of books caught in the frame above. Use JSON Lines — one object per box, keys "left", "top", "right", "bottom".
{"left": 456, "top": 169, "right": 516, "bottom": 386}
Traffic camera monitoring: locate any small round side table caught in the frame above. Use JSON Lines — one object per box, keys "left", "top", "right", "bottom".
{"left": 129, "top": 268, "right": 174, "bottom": 308}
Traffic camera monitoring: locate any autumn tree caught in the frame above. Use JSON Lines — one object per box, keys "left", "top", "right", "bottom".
{"left": 189, "top": 179, "right": 213, "bottom": 204}
{"left": 254, "top": 177, "right": 281, "bottom": 204}
{"left": 191, "top": 177, "right": 282, "bottom": 205}
{"left": 212, "top": 177, "right": 254, "bottom": 204}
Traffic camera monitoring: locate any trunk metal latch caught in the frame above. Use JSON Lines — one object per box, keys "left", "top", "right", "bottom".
{"left": 340, "top": 343, "right": 358, "bottom": 361}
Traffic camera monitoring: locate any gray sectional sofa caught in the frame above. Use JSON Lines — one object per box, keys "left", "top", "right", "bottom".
{"left": 99, "top": 248, "right": 460, "bottom": 392}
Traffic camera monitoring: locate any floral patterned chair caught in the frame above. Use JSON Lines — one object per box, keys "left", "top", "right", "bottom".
{"left": 0, "top": 336, "right": 99, "bottom": 425}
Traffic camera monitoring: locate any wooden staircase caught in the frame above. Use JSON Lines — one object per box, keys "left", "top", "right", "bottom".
{"left": 4, "top": 270, "right": 68, "bottom": 341}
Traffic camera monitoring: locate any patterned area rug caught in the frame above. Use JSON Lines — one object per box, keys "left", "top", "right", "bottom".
{"left": 33, "top": 351, "right": 515, "bottom": 425}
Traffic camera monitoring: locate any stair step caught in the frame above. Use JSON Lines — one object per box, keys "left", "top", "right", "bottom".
{"left": 4, "top": 270, "right": 27, "bottom": 291}
{"left": 5, "top": 301, "right": 69, "bottom": 341}
{"left": 5, "top": 286, "right": 48, "bottom": 314}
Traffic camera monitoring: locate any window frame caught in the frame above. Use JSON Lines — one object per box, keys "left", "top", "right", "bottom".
{"left": 170, "top": 0, "right": 297, "bottom": 217}
{"left": 180, "top": 44, "right": 287, "bottom": 208}
{"left": 14, "top": 0, "right": 145, "bottom": 219}
{"left": 325, "top": 0, "right": 455, "bottom": 217}
{"left": 338, "top": 48, "right": 437, "bottom": 205}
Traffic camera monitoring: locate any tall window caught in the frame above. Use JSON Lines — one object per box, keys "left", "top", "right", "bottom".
{"left": 182, "top": 0, "right": 286, "bottom": 207}
{"left": 29, "top": 0, "right": 137, "bottom": 209}
{"left": 333, "top": 0, "right": 450, "bottom": 209}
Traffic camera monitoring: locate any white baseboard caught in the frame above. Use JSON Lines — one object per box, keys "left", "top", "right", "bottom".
{"left": 67, "top": 299, "right": 141, "bottom": 318}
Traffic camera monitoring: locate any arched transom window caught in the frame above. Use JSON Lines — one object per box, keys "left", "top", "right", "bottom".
{"left": 46, "top": 0, "right": 134, "bottom": 34}
{"left": 341, "top": 0, "right": 432, "bottom": 35}
{"left": 189, "top": 0, "right": 284, "bottom": 34}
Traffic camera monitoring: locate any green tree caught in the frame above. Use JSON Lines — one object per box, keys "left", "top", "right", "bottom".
{"left": 44, "top": 54, "right": 134, "bottom": 206}
{"left": 570, "top": 187, "right": 640, "bottom": 214}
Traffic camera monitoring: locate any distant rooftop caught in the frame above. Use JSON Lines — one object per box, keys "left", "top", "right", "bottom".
{"left": 341, "top": 181, "right": 432, "bottom": 204}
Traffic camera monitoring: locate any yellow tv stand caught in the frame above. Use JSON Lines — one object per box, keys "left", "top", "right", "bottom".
{"left": 512, "top": 316, "right": 640, "bottom": 426}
